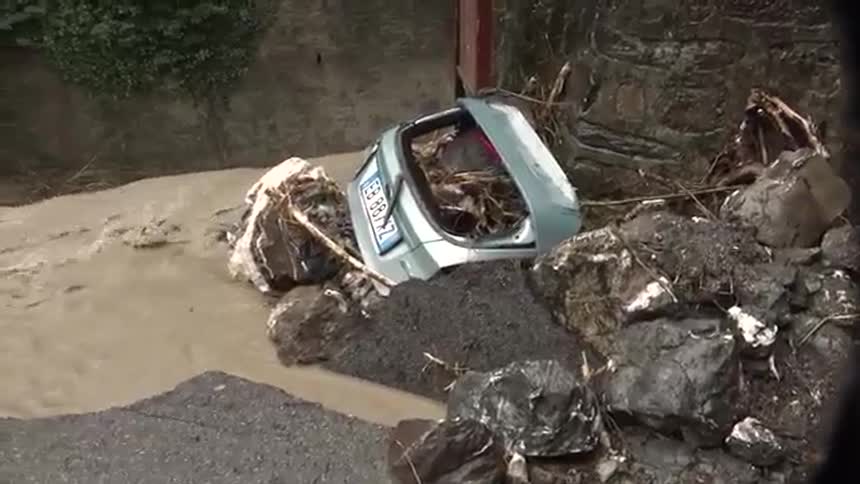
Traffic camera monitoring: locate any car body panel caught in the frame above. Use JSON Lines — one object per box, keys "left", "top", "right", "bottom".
{"left": 347, "top": 96, "right": 582, "bottom": 287}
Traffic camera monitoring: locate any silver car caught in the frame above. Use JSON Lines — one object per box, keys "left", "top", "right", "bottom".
{"left": 346, "top": 96, "right": 582, "bottom": 290}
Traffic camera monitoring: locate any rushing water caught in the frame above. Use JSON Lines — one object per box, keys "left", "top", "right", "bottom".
{"left": 0, "top": 153, "right": 444, "bottom": 425}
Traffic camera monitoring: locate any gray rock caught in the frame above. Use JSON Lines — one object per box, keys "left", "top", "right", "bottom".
{"left": 602, "top": 318, "right": 740, "bottom": 446}
{"left": 773, "top": 247, "right": 822, "bottom": 266}
{"left": 821, "top": 225, "right": 860, "bottom": 272}
{"left": 531, "top": 212, "right": 769, "bottom": 355}
{"left": 732, "top": 262, "right": 795, "bottom": 328}
{"left": 267, "top": 285, "right": 353, "bottom": 365}
{"left": 530, "top": 226, "right": 642, "bottom": 355}
{"left": 725, "top": 417, "right": 785, "bottom": 467}
{"left": 604, "top": 430, "right": 760, "bottom": 484}
{"left": 727, "top": 306, "right": 778, "bottom": 359}
{"left": 720, "top": 148, "right": 851, "bottom": 248}
{"left": 388, "top": 419, "right": 506, "bottom": 484}
{"left": 808, "top": 269, "right": 860, "bottom": 321}
{"left": 793, "top": 318, "right": 854, "bottom": 361}
{"left": 227, "top": 158, "right": 352, "bottom": 293}
{"left": 447, "top": 360, "right": 602, "bottom": 457}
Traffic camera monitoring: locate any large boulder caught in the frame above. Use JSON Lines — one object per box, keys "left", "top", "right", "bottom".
{"left": 447, "top": 360, "right": 602, "bottom": 458}
{"left": 720, "top": 148, "right": 851, "bottom": 248}
{"left": 601, "top": 318, "right": 740, "bottom": 446}
{"left": 228, "top": 157, "right": 353, "bottom": 293}
{"left": 725, "top": 417, "right": 785, "bottom": 468}
{"left": 266, "top": 285, "right": 353, "bottom": 365}
{"left": 531, "top": 211, "right": 770, "bottom": 355}
{"left": 529, "top": 226, "right": 643, "bottom": 355}
{"left": 387, "top": 419, "right": 506, "bottom": 484}
{"left": 821, "top": 224, "right": 860, "bottom": 272}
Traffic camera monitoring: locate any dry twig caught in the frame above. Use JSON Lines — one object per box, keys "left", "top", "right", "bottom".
{"left": 543, "top": 61, "right": 572, "bottom": 116}
{"left": 582, "top": 185, "right": 744, "bottom": 208}
{"left": 798, "top": 313, "right": 860, "bottom": 347}
{"left": 392, "top": 439, "right": 423, "bottom": 484}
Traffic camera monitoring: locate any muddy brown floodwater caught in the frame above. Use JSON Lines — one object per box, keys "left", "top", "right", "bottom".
{"left": 0, "top": 151, "right": 444, "bottom": 425}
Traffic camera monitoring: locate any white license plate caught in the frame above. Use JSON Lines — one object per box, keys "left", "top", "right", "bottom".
{"left": 360, "top": 170, "right": 402, "bottom": 253}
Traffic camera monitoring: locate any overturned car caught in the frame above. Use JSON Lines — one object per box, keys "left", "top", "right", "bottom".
{"left": 347, "top": 96, "right": 582, "bottom": 288}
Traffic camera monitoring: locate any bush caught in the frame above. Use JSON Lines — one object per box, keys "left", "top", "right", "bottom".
{"left": 0, "top": 0, "right": 46, "bottom": 47}
{"left": 3, "top": 0, "right": 276, "bottom": 100}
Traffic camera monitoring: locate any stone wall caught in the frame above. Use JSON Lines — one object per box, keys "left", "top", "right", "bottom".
{"left": 496, "top": 0, "right": 840, "bottom": 183}
{"left": 0, "top": 0, "right": 455, "bottom": 178}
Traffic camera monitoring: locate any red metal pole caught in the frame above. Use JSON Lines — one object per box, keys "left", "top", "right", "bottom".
{"left": 457, "top": 0, "right": 495, "bottom": 96}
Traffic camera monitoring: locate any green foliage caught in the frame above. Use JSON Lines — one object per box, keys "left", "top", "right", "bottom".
{"left": 0, "top": 0, "right": 47, "bottom": 47}
{"left": 3, "top": 0, "right": 276, "bottom": 100}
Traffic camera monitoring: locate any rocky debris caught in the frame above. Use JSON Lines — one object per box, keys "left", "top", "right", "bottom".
{"left": 531, "top": 211, "right": 769, "bottom": 355}
{"left": 796, "top": 323, "right": 854, "bottom": 362}
{"left": 821, "top": 225, "right": 860, "bottom": 272}
{"left": 447, "top": 360, "right": 602, "bottom": 457}
{"left": 726, "top": 417, "right": 785, "bottom": 467}
{"left": 721, "top": 148, "right": 851, "bottom": 248}
{"left": 529, "top": 226, "right": 636, "bottom": 355}
{"left": 267, "top": 284, "right": 351, "bottom": 365}
{"left": 807, "top": 269, "right": 860, "bottom": 322}
{"left": 228, "top": 157, "right": 352, "bottom": 293}
{"left": 616, "top": 430, "right": 762, "bottom": 484}
{"left": 728, "top": 306, "right": 778, "bottom": 359}
{"left": 530, "top": 204, "right": 856, "bottom": 475}
{"left": 601, "top": 318, "right": 740, "bottom": 447}
{"left": 232, "top": 92, "right": 854, "bottom": 482}
{"left": 387, "top": 419, "right": 506, "bottom": 484}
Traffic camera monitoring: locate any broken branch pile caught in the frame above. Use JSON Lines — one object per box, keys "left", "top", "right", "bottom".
{"left": 413, "top": 133, "right": 529, "bottom": 238}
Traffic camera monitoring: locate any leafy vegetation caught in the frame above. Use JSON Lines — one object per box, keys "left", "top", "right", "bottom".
{"left": 1, "top": 0, "right": 277, "bottom": 100}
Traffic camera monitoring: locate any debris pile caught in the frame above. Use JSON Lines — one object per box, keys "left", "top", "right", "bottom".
{"left": 376, "top": 92, "right": 857, "bottom": 483}
{"left": 226, "top": 91, "right": 856, "bottom": 483}
{"left": 227, "top": 157, "right": 355, "bottom": 293}
{"left": 228, "top": 120, "right": 535, "bottom": 353}
{"left": 413, "top": 129, "right": 529, "bottom": 238}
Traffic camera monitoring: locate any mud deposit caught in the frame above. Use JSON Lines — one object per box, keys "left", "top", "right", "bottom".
{"left": 316, "top": 261, "right": 589, "bottom": 401}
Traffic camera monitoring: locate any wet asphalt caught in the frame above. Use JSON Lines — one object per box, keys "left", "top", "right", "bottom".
{"left": 0, "top": 372, "right": 393, "bottom": 484}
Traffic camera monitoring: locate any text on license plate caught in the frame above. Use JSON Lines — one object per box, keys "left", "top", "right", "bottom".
{"left": 360, "top": 172, "right": 401, "bottom": 253}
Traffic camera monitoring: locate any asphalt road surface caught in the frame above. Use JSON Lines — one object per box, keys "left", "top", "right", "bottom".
{"left": 0, "top": 372, "right": 393, "bottom": 484}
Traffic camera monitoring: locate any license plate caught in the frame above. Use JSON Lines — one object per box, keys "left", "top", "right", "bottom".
{"left": 360, "top": 169, "right": 402, "bottom": 254}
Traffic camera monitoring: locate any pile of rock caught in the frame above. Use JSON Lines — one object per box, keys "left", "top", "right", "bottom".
{"left": 383, "top": 143, "right": 856, "bottom": 483}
